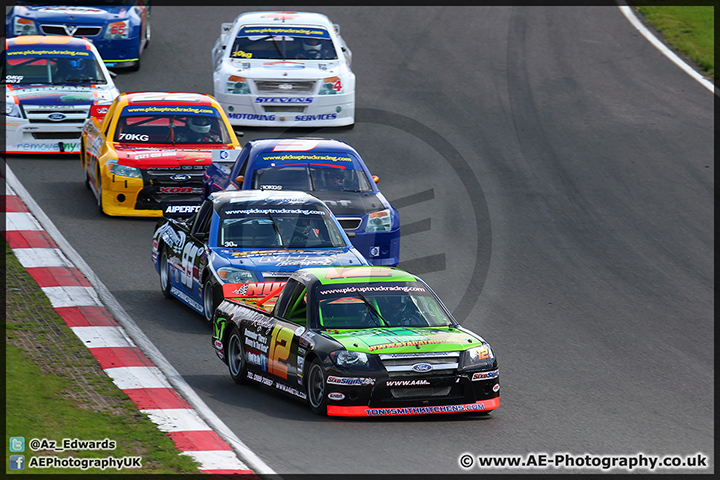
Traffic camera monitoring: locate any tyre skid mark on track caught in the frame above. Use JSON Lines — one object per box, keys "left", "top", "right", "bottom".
{"left": 3, "top": 186, "right": 255, "bottom": 476}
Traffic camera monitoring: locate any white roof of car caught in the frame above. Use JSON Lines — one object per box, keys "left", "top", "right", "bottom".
{"left": 232, "top": 11, "right": 334, "bottom": 29}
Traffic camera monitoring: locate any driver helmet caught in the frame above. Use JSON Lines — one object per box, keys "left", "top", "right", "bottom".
{"left": 67, "top": 58, "right": 86, "bottom": 70}
{"left": 325, "top": 168, "right": 344, "bottom": 188}
{"left": 302, "top": 37, "right": 322, "bottom": 52}
{"left": 188, "top": 116, "right": 212, "bottom": 134}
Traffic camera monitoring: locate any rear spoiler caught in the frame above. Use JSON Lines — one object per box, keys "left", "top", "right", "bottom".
{"left": 222, "top": 281, "right": 286, "bottom": 312}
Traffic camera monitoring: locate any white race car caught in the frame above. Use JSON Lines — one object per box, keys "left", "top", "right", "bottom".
{"left": 4, "top": 35, "right": 119, "bottom": 154}
{"left": 211, "top": 11, "right": 355, "bottom": 128}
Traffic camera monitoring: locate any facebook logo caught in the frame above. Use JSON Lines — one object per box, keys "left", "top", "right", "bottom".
{"left": 10, "top": 455, "right": 25, "bottom": 470}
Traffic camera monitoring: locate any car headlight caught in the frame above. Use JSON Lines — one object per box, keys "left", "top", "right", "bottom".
{"left": 319, "top": 76, "right": 341, "bottom": 95}
{"left": 366, "top": 209, "right": 392, "bottom": 232}
{"left": 226, "top": 76, "right": 250, "bottom": 94}
{"left": 104, "top": 20, "right": 130, "bottom": 39}
{"left": 13, "top": 17, "right": 37, "bottom": 35}
{"left": 330, "top": 350, "right": 371, "bottom": 368}
{"left": 463, "top": 344, "right": 495, "bottom": 370}
{"left": 6, "top": 103, "right": 23, "bottom": 118}
{"left": 107, "top": 160, "right": 142, "bottom": 178}
{"left": 217, "top": 267, "right": 257, "bottom": 283}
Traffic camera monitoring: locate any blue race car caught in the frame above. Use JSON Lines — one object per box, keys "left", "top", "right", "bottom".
{"left": 203, "top": 138, "right": 401, "bottom": 267}
{"left": 151, "top": 190, "right": 369, "bottom": 322}
{"left": 6, "top": 1, "right": 151, "bottom": 71}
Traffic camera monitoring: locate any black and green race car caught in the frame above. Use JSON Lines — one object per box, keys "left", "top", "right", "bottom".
{"left": 211, "top": 266, "right": 500, "bottom": 417}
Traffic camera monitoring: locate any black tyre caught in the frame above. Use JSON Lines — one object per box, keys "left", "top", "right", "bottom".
{"left": 202, "top": 278, "right": 219, "bottom": 324}
{"left": 227, "top": 327, "right": 248, "bottom": 385}
{"left": 306, "top": 359, "right": 328, "bottom": 415}
{"left": 159, "top": 247, "right": 172, "bottom": 299}
{"left": 96, "top": 172, "right": 106, "bottom": 215}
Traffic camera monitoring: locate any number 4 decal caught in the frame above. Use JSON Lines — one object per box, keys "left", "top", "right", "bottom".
{"left": 333, "top": 79, "right": 342, "bottom": 92}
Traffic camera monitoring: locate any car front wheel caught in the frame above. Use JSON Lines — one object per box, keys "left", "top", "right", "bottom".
{"left": 306, "top": 359, "right": 328, "bottom": 415}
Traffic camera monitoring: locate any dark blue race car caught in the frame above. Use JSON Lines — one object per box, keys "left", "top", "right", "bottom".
{"left": 151, "top": 190, "right": 369, "bottom": 322}
{"left": 6, "top": 1, "right": 151, "bottom": 71}
{"left": 203, "top": 138, "right": 401, "bottom": 267}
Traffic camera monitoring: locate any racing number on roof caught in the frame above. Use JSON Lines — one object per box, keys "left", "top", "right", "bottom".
{"left": 268, "top": 325, "right": 293, "bottom": 379}
{"left": 272, "top": 139, "right": 320, "bottom": 152}
{"left": 130, "top": 93, "right": 203, "bottom": 103}
{"left": 13, "top": 35, "right": 73, "bottom": 45}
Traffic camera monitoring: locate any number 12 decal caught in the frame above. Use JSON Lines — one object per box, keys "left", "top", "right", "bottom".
{"left": 268, "top": 325, "right": 293, "bottom": 379}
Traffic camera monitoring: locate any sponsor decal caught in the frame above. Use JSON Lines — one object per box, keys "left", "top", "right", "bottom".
{"left": 369, "top": 246, "right": 380, "bottom": 257}
{"left": 328, "top": 392, "right": 345, "bottom": 401}
{"left": 119, "top": 133, "right": 149, "bottom": 142}
{"left": 246, "top": 350, "right": 269, "bottom": 371}
{"left": 493, "top": 384, "right": 500, "bottom": 392}
{"left": 295, "top": 114, "right": 337, "bottom": 121}
{"left": 213, "top": 339, "right": 223, "bottom": 350}
{"left": 158, "top": 187, "right": 199, "bottom": 194}
{"left": 239, "top": 26, "right": 329, "bottom": 38}
{"left": 123, "top": 106, "right": 216, "bottom": 116}
{"left": 169, "top": 285, "right": 203, "bottom": 313}
{"left": 412, "top": 363, "right": 433, "bottom": 373}
{"left": 227, "top": 113, "right": 276, "bottom": 121}
{"left": 327, "top": 376, "right": 375, "bottom": 386}
{"left": 256, "top": 97, "right": 313, "bottom": 104}
{"left": 248, "top": 371, "right": 274, "bottom": 386}
{"left": 365, "top": 403, "right": 487, "bottom": 416}
{"left": 16, "top": 142, "right": 79, "bottom": 152}
{"left": 471, "top": 370, "right": 499, "bottom": 381}
{"left": 164, "top": 205, "right": 201, "bottom": 215}
{"left": 386, "top": 379, "right": 431, "bottom": 387}
{"left": 244, "top": 329, "right": 270, "bottom": 354}
{"left": 274, "top": 382, "right": 307, "bottom": 400}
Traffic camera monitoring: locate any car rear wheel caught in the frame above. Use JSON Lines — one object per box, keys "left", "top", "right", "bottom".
{"left": 159, "top": 248, "right": 172, "bottom": 299}
{"left": 306, "top": 359, "right": 328, "bottom": 415}
{"left": 227, "top": 327, "right": 248, "bottom": 384}
{"left": 203, "top": 278, "right": 218, "bottom": 324}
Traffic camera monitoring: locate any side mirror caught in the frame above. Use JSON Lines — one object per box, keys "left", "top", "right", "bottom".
{"left": 372, "top": 175, "right": 380, "bottom": 184}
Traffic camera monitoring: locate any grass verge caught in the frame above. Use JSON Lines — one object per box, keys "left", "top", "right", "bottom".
{"left": 635, "top": 4, "right": 714, "bottom": 78}
{"left": 5, "top": 242, "right": 203, "bottom": 475}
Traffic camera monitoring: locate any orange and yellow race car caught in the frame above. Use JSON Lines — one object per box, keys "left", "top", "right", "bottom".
{"left": 81, "top": 91, "right": 242, "bottom": 217}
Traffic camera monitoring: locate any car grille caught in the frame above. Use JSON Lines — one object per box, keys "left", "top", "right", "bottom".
{"left": 260, "top": 273, "right": 293, "bottom": 283}
{"left": 254, "top": 80, "right": 316, "bottom": 93}
{"left": 379, "top": 352, "right": 460, "bottom": 378}
{"left": 40, "top": 25, "right": 103, "bottom": 37}
{"left": 338, "top": 218, "right": 362, "bottom": 230}
{"left": 22, "top": 104, "right": 90, "bottom": 124}
{"left": 390, "top": 386, "right": 452, "bottom": 399}
{"left": 134, "top": 166, "right": 208, "bottom": 210}
{"left": 262, "top": 105, "right": 306, "bottom": 113}
{"left": 32, "top": 132, "right": 81, "bottom": 140}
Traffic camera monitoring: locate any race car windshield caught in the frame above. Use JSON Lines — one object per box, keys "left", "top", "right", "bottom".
{"left": 230, "top": 28, "right": 338, "bottom": 60}
{"left": 218, "top": 205, "right": 346, "bottom": 249}
{"left": 252, "top": 166, "right": 371, "bottom": 193}
{"left": 114, "top": 113, "right": 232, "bottom": 144}
{"left": 2, "top": 54, "right": 107, "bottom": 85}
{"left": 317, "top": 284, "right": 455, "bottom": 330}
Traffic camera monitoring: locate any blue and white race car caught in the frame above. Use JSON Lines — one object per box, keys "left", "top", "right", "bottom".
{"left": 202, "top": 138, "right": 401, "bottom": 267}
{"left": 151, "top": 190, "right": 369, "bottom": 322}
{"left": 211, "top": 11, "right": 355, "bottom": 127}
{"left": 6, "top": 1, "right": 151, "bottom": 71}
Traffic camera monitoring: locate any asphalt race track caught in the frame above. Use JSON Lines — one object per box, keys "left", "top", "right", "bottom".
{"left": 6, "top": 6, "right": 714, "bottom": 475}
